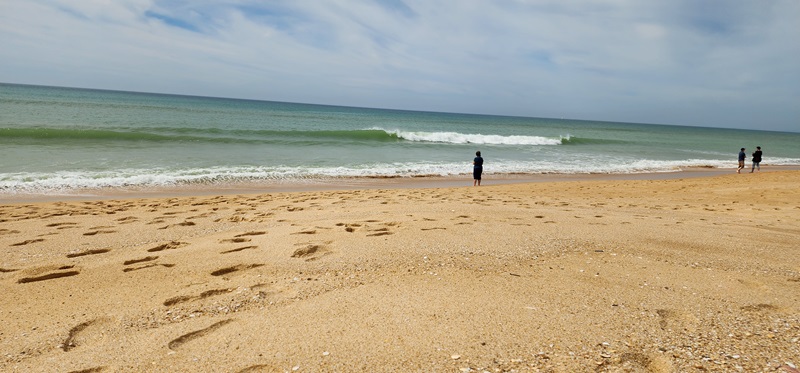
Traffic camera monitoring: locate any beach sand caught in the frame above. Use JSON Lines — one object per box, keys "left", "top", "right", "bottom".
{"left": 1, "top": 171, "right": 799, "bottom": 372}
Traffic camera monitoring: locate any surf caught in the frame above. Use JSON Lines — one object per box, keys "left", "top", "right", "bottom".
{"left": 375, "top": 128, "right": 563, "bottom": 145}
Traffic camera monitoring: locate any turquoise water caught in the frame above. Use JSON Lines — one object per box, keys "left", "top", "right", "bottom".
{"left": 2, "top": 83, "right": 799, "bottom": 194}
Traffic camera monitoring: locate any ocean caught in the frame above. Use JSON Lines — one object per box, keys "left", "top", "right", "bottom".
{"left": 2, "top": 83, "right": 799, "bottom": 196}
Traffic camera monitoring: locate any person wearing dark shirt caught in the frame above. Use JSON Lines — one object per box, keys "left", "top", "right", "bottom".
{"left": 750, "top": 146, "right": 762, "bottom": 173}
{"left": 473, "top": 151, "right": 483, "bottom": 186}
{"left": 737, "top": 148, "right": 746, "bottom": 173}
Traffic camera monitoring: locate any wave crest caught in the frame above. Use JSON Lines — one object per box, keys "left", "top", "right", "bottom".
{"left": 375, "top": 128, "right": 562, "bottom": 145}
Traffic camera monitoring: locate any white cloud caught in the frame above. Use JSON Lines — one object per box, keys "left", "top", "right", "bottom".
{"left": 0, "top": 0, "right": 798, "bottom": 131}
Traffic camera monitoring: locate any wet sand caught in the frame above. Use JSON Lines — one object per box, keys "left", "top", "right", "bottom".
{"left": 1, "top": 170, "right": 799, "bottom": 372}
{"left": 6, "top": 166, "right": 797, "bottom": 204}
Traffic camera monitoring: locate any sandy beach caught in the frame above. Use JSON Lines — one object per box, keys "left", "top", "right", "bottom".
{"left": 1, "top": 170, "right": 799, "bottom": 372}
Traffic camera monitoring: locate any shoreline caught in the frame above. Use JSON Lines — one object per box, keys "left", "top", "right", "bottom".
{"left": 3, "top": 165, "right": 797, "bottom": 204}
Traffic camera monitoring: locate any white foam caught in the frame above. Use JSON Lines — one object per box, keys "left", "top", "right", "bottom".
{"left": 2, "top": 157, "right": 798, "bottom": 195}
{"left": 374, "top": 127, "right": 563, "bottom": 146}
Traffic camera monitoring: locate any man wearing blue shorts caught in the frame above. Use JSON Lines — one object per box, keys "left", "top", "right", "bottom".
{"left": 737, "top": 148, "right": 746, "bottom": 173}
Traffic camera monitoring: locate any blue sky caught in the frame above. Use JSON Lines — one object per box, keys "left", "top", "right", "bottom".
{"left": 1, "top": 0, "right": 798, "bottom": 132}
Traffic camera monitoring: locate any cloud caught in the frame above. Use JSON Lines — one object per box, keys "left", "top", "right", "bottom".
{"left": 1, "top": 0, "right": 798, "bottom": 131}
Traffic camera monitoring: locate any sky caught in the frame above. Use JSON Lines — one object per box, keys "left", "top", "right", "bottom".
{"left": 1, "top": 1, "right": 799, "bottom": 132}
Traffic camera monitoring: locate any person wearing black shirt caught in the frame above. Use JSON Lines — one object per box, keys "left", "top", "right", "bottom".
{"left": 473, "top": 151, "right": 483, "bottom": 186}
{"left": 750, "top": 146, "right": 762, "bottom": 173}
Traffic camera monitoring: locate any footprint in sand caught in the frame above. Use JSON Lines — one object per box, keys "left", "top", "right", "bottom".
{"left": 187, "top": 212, "right": 212, "bottom": 219}
{"left": 163, "top": 288, "right": 232, "bottom": 306}
{"left": 123, "top": 263, "right": 175, "bottom": 272}
{"left": 234, "top": 231, "right": 267, "bottom": 237}
{"left": 210, "top": 264, "right": 264, "bottom": 277}
{"left": 115, "top": 216, "right": 138, "bottom": 224}
{"left": 147, "top": 241, "right": 188, "bottom": 252}
{"left": 158, "top": 221, "right": 196, "bottom": 229}
{"left": 122, "top": 256, "right": 175, "bottom": 272}
{"left": 366, "top": 228, "right": 393, "bottom": 237}
{"left": 364, "top": 222, "right": 400, "bottom": 236}
{"left": 291, "top": 242, "right": 333, "bottom": 261}
{"left": 222, "top": 215, "right": 250, "bottom": 223}
{"left": 168, "top": 319, "right": 234, "bottom": 350}
{"left": 655, "top": 309, "right": 699, "bottom": 332}
{"left": 220, "top": 237, "right": 251, "bottom": 243}
{"left": 219, "top": 231, "right": 267, "bottom": 248}
{"left": 83, "top": 229, "right": 117, "bottom": 236}
{"left": 10, "top": 238, "right": 45, "bottom": 246}
{"left": 291, "top": 244, "right": 321, "bottom": 258}
{"left": 221, "top": 245, "right": 259, "bottom": 254}
{"left": 60, "top": 319, "right": 108, "bottom": 352}
{"left": 18, "top": 266, "right": 80, "bottom": 284}
{"left": 66, "top": 249, "right": 111, "bottom": 258}
{"left": 292, "top": 229, "right": 317, "bottom": 235}
{"left": 45, "top": 222, "right": 79, "bottom": 229}
{"left": 123, "top": 256, "right": 159, "bottom": 265}
{"left": 740, "top": 303, "right": 779, "bottom": 313}
{"left": 336, "top": 222, "right": 361, "bottom": 232}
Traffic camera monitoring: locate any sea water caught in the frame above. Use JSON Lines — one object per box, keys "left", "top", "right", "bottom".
{"left": 2, "top": 83, "right": 799, "bottom": 195}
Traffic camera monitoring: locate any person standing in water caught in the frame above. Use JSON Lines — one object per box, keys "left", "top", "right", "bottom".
{"left": 473, "top": 151, "right": 483, "bottom": 186}
{"left": 737, "top": 148, "right": 746, "bottom": 173}
{"left": 751, "top": 146, "right": 762, "bottom": 173}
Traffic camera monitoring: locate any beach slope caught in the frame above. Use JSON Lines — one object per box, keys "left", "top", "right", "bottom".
{"left": 1, "top": 171, "right": 799, "bottom": 372}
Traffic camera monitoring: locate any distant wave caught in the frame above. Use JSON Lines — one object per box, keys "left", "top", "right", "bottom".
{"left": 0, "top": 126, "right": 394, "bottom": 144}
{"left": 375, "top": 128, "right": 563, "bottom": 145}
{"left": 0, "top": 127, "right": 176, "bottom": 142}
{"left": 1, "top": 126, "right": 566, "bottom": 146}
{"left": 558, "top": 136, "right": 628, "bottom": 145}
